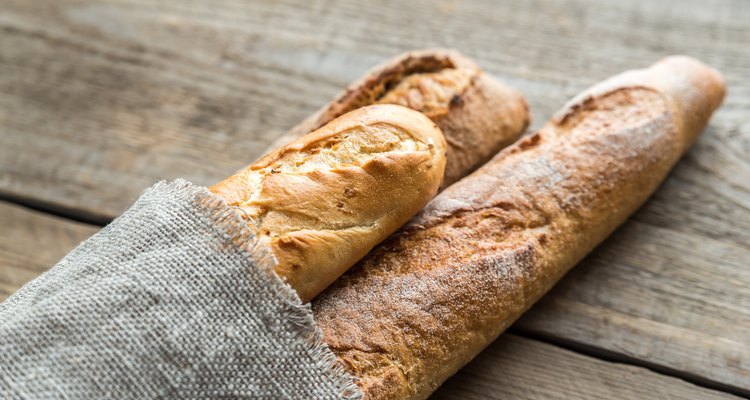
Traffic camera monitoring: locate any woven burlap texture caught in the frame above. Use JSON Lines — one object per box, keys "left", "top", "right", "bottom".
{"left": 0, "top": 180, "right": 362, "bottom": 400}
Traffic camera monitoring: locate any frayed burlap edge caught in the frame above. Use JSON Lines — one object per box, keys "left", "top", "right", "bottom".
{"left": 157, "top": 179, "right": 363, "bottom": 400}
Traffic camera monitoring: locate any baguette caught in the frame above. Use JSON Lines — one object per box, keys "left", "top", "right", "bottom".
{"left": 312, "top": 56, "right": 726, "bottom": 399}
{"left": 270, "top": 49, "right": 530, "bottom": 188}
{"left": 210, "top": 105, "right": 446, "bottom": 302}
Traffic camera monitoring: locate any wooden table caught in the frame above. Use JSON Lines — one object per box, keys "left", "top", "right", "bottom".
{"left": 1, "top": 1, "right": 748, "bottom": 398}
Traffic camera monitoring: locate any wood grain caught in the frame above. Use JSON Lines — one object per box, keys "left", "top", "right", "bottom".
{"left": 0, "top": 201, "right": 98, "bottom": 302}
{"left": 432, "top": 334, "right": 740, "bottom": 400}
{"left": 1, "top": 0, "right": 749, "bottom": 396}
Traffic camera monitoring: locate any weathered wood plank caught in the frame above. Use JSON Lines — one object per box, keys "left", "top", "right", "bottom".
{"left": 1, "top": 0, "right": 749, "bottom": 393}
{"left": 3, "top": 203, "right": 739, "bottom": 400}
{"left": 0, "top": 201, "right": 98, "bottom": 302}
{"left": 517, "top": 193, "right": 750, "bottom": 391}
{"left": 432, "top": 334, "right": 740, "bottom": 400}
{"left": 2, "top": 0, "right": 746, "bottom": 219}
{"left": 0, "top": 202, "right": 737, "bottom": 399}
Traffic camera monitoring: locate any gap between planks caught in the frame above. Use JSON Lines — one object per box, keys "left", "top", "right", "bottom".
{"left": 508, "top": 326, "right": 750, "bottom": 399}
{"left": 0, "top": 190, "right": 114, "bottom": 226}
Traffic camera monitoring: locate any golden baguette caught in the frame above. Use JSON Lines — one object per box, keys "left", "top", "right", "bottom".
{"left": 212, "top": 51, "right": 530, "bottom": 301}
{"left": 210, "top": 105, "right": 446, "bottom": 302}
{"left": 312, "top": 56, "right": 726, "bottom": 399}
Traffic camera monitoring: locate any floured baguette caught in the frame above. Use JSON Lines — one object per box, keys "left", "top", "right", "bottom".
{"left": 210, "top": 105, "right": 446, "bottom": 302}
{"left": 270, "top": 49, "right": 530, "bottom": 188}
{"left": 312, "top": 56, "right": 726, "bottom": 399}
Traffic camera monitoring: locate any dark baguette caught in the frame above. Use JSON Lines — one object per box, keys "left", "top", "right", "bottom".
{"left": 312, "top": 56, "right": 726, "bottom": 399}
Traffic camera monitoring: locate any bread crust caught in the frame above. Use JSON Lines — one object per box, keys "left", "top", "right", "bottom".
{"left": 211, "top": 105, "right": 446, "bottom": 302}
{"left": 312, "top": 56, "right": 726, "bottom": 399}
{"left": 269, "top": 49, "right": 530, "bottom": 188}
